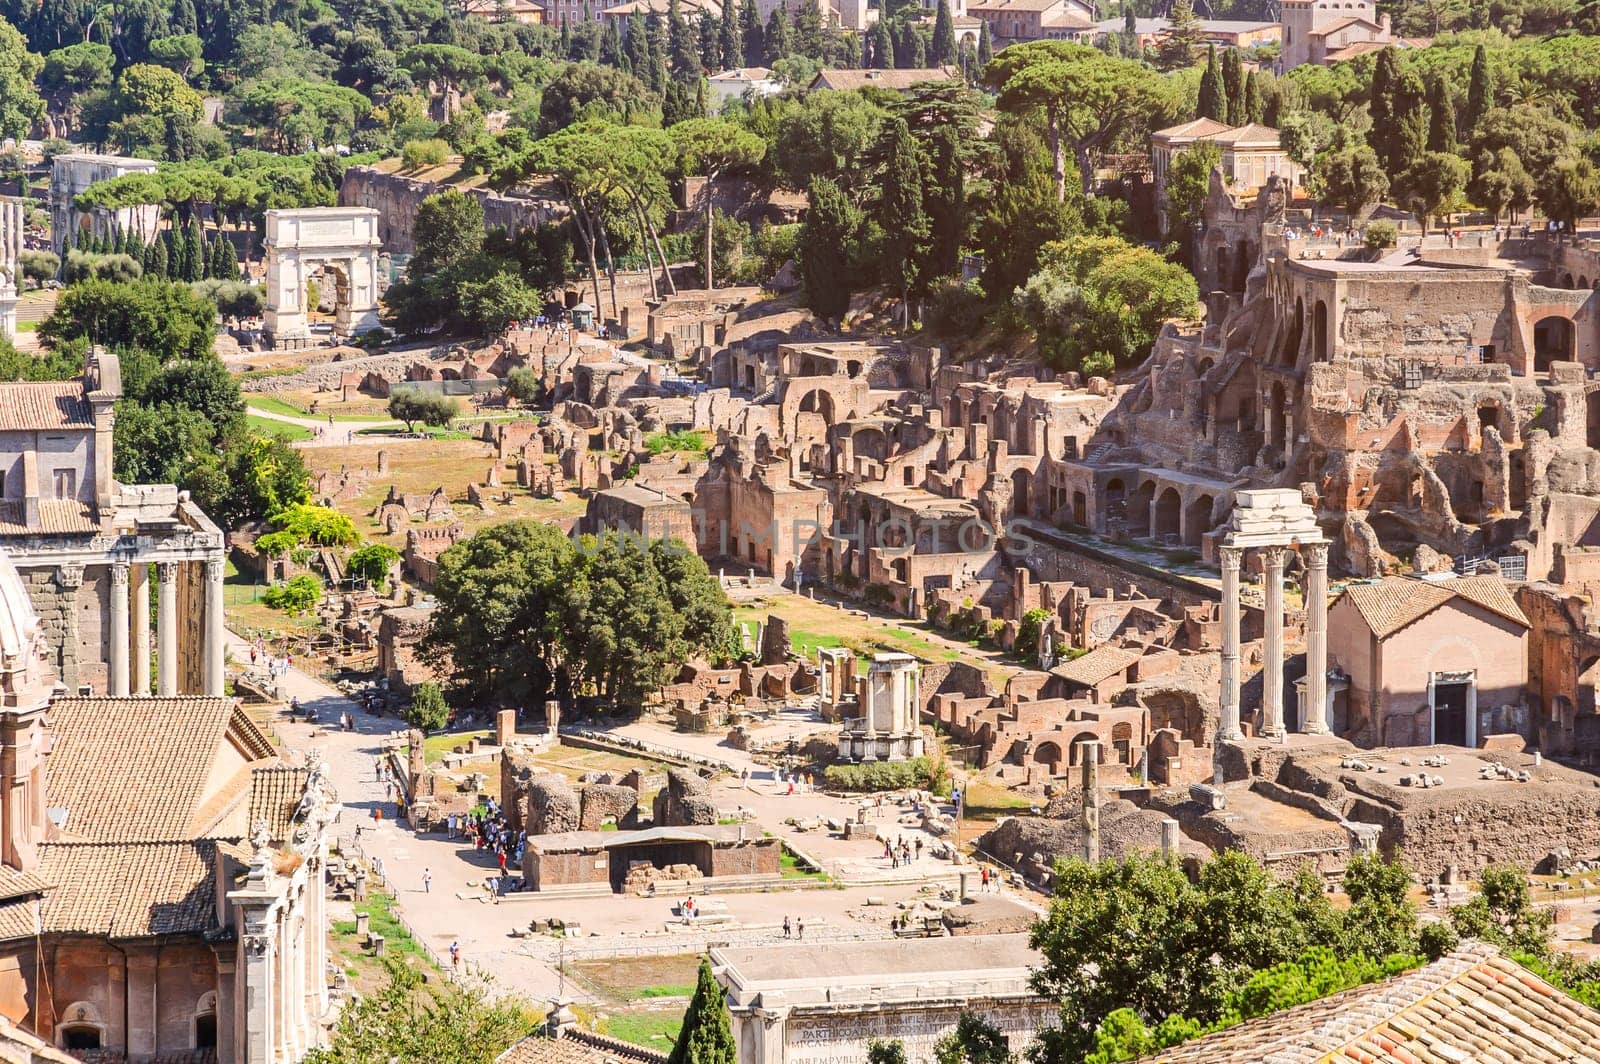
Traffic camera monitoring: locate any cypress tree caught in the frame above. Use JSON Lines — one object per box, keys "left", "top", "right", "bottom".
{"left": 698, "top": 8, "right": 719, "bottom": 70}
{"left": 625, "top": 11, "right": 650, "bottom": 76}
{"left": 666, "top": 958, "right": 737, "bottom": 1064}
{"left": 171, "top": 0, "right": 197, "bottom": 34}
{"left": 1244, "top": 70, "right": 1262, "bottom": 124}
{"left": 869, "top": 20, "right": 894, "bottom": 67}
{"left": 151, "top": 236, "right": 169, "bottom": 279}
{"left": 185, "top": 219, "right": 205, "bottom": 282}
{"left": 1222, "top": 48, "right": 1244, "bottom": 125}
{"left": 1197, "top": 46, "right": 1225, "bottom": 121}
{"left": 1426, "top": 74, "right": 1456, "bottom": 153}
{"left": 1465, "top": 44, "right": 1491, "bottom": 134}
{"left": 718, "top": 0, "right": 741, "bottom": 71}
{"left": 763, "top": 6, "right": 789, "bottom": 62}
{"left": 1367, "top": 47, "right": 1400, "bottom": 169}
{"left": 739, "top": 0, "right": 763, "bottom": 67}
{"left": 977, "top": 19, "right": 992, "bottom": 66}
{"left": 878, "top": 117, "right": 929, "bottom": 328}
{"left": 932, "top": 0, "right": 956, "bottom": 65}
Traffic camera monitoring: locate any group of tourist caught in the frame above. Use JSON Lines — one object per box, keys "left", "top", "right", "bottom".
{"left": 446, "top": 800, "right": 526, "bottom": 895}
{"left": 883, "top": 836, "right": 924, "bottom": 868}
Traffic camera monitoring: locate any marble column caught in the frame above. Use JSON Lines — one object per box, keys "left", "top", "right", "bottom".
{"left": 1302, "top": 543, "right": 1331, "bottom": 735}
{"left": 1080, "top": 740, "right": 1101, "bottom": 863}
{"left": 205, "top": 557, "right": 225, "bottom": 696}
{"left": 1260, "top": 545, "right": 1287, "bottom": 738}
{"left": 131, "top": 563, "right": 150, "bottom": 696}
{"left": 157, "top": 562, "right": 177, "bottom": 696}
{"left": 1218, "top": 546, "right": 1245, "bottom": 741}
{"left": 108, "top": 562, "right": 129, "bottom": 697}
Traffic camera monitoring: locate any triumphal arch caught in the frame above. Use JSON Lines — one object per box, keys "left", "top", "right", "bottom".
{"left": 262, "top": 207, "right": 384, "bottom": 349}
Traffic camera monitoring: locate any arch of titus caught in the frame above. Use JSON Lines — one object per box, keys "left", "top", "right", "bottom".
{"left": 1216, "top": 488, "right": 1330, "bottom": 749}
{"left": 262, "top": 207, "right": 383, "bottom": 350}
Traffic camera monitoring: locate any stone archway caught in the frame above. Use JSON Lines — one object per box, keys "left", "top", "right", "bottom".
{"left": 1534, "top": 315, "right": 1575, "bottom": 373}
{"left": 263, "top": 207, "right": 384, "bottom": 350}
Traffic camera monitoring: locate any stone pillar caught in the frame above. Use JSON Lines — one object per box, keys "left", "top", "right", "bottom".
{"left": 205, "top": 557, "right": 225, "bottom": 696}
{"left": 108, "top": 562, "right": 129, "bottom": 697}
{"left": 1218, "top": 546, "right": 1245, "bottom": 741}
{"left": 1260, "top": 546, "right": 1287, "bottom": 739}
{"left": 1302, "top": 543, "right": 1330, "bottom": 735}
{"left": 1161, "top": 818, "right": 1180, "bottom": 860}
{"left": 495, "top": 709, "right": 516, "bottom": 746}
{"left": 1079, "top": 740, "right": 1101, "bottom": 863}
{"left": 131, "top": 563, "right": 151, "bottom": 696}
{"left": 55, "top": 565, "right": 82, "bottom": 691}
{"left": 157, "top": 562, "right": 178, "bottom": 696}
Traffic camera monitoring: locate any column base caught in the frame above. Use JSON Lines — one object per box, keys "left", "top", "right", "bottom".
{"left": 1302, "top": 722, "right": 1332, "bottom": 736}
{"left": 1218, "top": 727, "right": 1246, "bottom": 742}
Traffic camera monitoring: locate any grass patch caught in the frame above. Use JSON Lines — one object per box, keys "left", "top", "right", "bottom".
{"left": 246, "top": 414, "right": 312, "bottom": 441}
{"left": 248, "top": 395, "right": 391, "bottom": 422}
{"left": 14, "top": 321, "right": 36, "bottom": 332}
{"left": 357, "top": 424, "right": 472, "bottom": 440}
{"left": 780, "top": 845, "right": 828, "bottom": 881}
{"left": 238, "top": 367, "right": 304, "bottom": 382}
{"left": 644, "top": 429, "right": 709, "bottom": 457}
{"left": 423, "top": 729, "right": 491, "bottom": 764}
{"left": 602, "top": 1009, "right": 684, "bottom": 1048}
{"left": 569, "top": 954, "right": 701, "bottom": 1002}
{"left": 223, "top": 559, "right": 318, "bottom": 637}
{"left": 959, "top": 777, "right": 1035, "bottom": 822}
{"left": 636, "top": 984, "right": 695, "bottom": 998}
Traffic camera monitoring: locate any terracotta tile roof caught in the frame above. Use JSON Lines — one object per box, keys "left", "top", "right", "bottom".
{"left": 1337, "top": 575, "right": 1529, "bottom": 639}
{"left": 35, "top": 841, "right": 217, "bottom": 938}
{"left": 1153, "top": 117, "right": 1235, "bottom": 141}
{"left": 499, "top": 1029, "right": 669, "bottom": 1064}
{"left": 0, "top": 900, "right": 37, "bottom": 942}
{"left": 248, "top": 766, "right": 310, "bottom": 841}
{"left": 1309, "top": 14, "right": 1380, "bottom": 34}
{"left": 0, "top": 382, "right": 90, "bottom": 430}
{"left": 1051, "top": 645, "right": 1140, "bottom": 687}
{"left": 808, "top": 67, "right": 961, "bottom": 92}
{"left": 0, "top": 867, "right": 50, "bottom": 905}
{"left": 45, "top": 697, "right": 272, "bottom": 842}
{"left": 0, "top": 500, "right": 100, "bottom": 536}
{"left": 1142, "top": 942, "right": 1600, "bottom": 1063}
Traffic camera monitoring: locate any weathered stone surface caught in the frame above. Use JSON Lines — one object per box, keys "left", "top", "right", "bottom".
{"left": 579, "top": 784, "right": 639, "bottom": 830}
{"left": 652, "top": 767, "right": 718, "bottom": 826}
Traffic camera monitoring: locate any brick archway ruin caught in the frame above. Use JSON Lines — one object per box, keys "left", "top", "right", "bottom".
{"left": 263, "top": 207, "right": 384, "bottom": 350}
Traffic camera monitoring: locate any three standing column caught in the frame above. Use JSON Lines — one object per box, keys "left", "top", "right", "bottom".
{"left": 131, "top": 563, "right": 150, "bottom": 695}
{"left": 205, "top": 558, "right": 225, "bottom": 696}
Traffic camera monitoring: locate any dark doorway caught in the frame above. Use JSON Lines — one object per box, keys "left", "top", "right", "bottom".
{"left": 62, "top": 1028, "right": 101, "bottom": 1051}
{"left": 1434, "top": 681, "right": 1470, "bottom": 745}
{"left": 196, "top": 1014, "right": 218, "bottom": 1049}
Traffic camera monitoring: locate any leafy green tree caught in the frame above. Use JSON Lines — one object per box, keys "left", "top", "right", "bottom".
{"left": 406, "top": 681, "right": 450, "bottom": 731}
{"left": 304, "top": 956, "right": 528, "bottom": 1064}
{"left": 1538, "top": 156, "right": 1600, "bottom": 232}
{"left": 1470, "top": 147, "right": 1533, "bottom": 222}
{"left": 667, "top": 957, "right": 737, "bottom": 1064}
{"left": 1314, "top": 144, "right": 1389, "bottom": 220}
{"left": 867, "top": 1042, "right": 907, "bottom": 1064}
{"left": 459, "top": 271, "right": 540, "bottom": 336}
{"left": 263, "top": 573, "right": 323, "bottom": 616}
{"left": 773, "top": 89, "right": 885, "bottom": 190}
{"left": 0, "top": 17, "right": 43, "bottom": 142}
{"left": 39, "top": 41, "right": 113, "bottom": 135}
{"left": 1395, "top": 150, "right": 1468, "bottom": 233}
{"left": 1339, "top": 852, "right": 1420, "bottom": 960}
{"left": 1155, "top": 0, "right": 1202, "bottom": 70}
{"left": 148, "top": 33, "right": 204, "bottom": 81}
{"left": 670, "top": 117, "right": 766, "bottom": 289}
{"left": 505, "top": 366, "right": 543, "bottom": 404}
{"left": 388, "top": 391, "right": 461, "bottom": 432}
{"left": 348, "top": 543, "right": 401, "bottom": 588}
{"left": 933, "top": 1012, "right": 1012, "bottom": 1064}
{"left": 797, "top": 177, "right": 861, "bottom": 325}
{"left": 216, "top": 433, "right": 311, "bottom": 532}
{"left": 1164, "top": 141, "right": 1222, "bottom": 246}
{"left": 40, "top": 278, "right": 217, "bottom": 360}
{"left": 1449, "top": 865, "right": 1554, "bottom": 957}
{"left": 269, "top": 504, "right": 360, "bottom": 547}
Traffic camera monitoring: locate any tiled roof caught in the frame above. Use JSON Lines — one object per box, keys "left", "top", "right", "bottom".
{"left": 1141, "top": 942, "right": 1600, "bottom": 1063}
{"left": 0, "top": 382, "right": 90, "bottom": 430}
{"left": 46, "top": 697, "right": 271, "bottom": 842}
{"left": 1051, "top": 645, "right": 1140, "bottom": 687}
{"left": 499, "top": 1029, "right": 669, "bottom": 1064}
{"left": 1338, "top": 575, "right": 1529, "bottom": 639}
{"left": 36, "top": 841, "right": 217, "bottom": 938}
{"left": 0, "top": 500, "right": 100, "bottom": 536}
{"left": 0, "top": 900, "right": 37, "bottom": 942}
{"left": 1153, "top": 118, "right": 1235, "bottom": 141}
{"left": 1208, "top": 122, "right": 1281, "bottom": 147}
{"left": 1310, "top": 14, "right": 1381, "bottom": 34}
{"left": 0, "top": 866, "right": 50, "bottom": 904}
{"left": 809, "top": 67, "right": 961, "bottom": 91}
{"left": 248, "top": 766, "right": 310, "bottom": 841}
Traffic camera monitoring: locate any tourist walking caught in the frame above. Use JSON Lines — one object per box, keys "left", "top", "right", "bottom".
{"left": 423, "top": 868, "right": 432, "bottom": 894}
{"left": 796, "top": 918, "right": 804, "bottom": 940}
{"left": 783, "top": 915, "right": 791, "bottom": 939}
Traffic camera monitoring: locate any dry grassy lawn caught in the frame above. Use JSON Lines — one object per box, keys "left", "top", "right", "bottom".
{"left": 566, "top": 953, "right": 701, "bottom": 1002}
{"left": 301, "top": 440, "right": 588, "bottom": 548}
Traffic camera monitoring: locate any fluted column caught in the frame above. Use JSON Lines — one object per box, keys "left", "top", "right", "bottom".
{"left": 205, "top": 557, "right": 225, "bottom": 696}
{"left": 1303, "top": 542, "right": 1331, "bottom": 735}
{"left": 1218, "top": 546, "right": 1245, "bottom": 741}
{"left": 1261, "top": 545, "right": 1287, "bottom": 739}
{"left": 1079, "top": 740, "right": 1101, "bottom": 863}
{"left": 131, "top": 563, "right": 150, "bottom": 695}
{"left": 157, "top": 562, "right": 177, "bottom": 696}
{"left": 109, "top": 562, "right": 129, "bottom": 697}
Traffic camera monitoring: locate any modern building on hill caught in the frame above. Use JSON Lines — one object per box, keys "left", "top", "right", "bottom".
{"left": 807, "top": 66, "right": 963, "bottom": 93}
{"left": 965, "top": 0, "right": 1094, "bottom": 43}
{"left": 1277, "top": 0, "right": 1428, "bottom": 71}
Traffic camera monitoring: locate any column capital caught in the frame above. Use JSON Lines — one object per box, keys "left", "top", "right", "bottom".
{"left": 55, "top": 564, "right": 83, "bottom": 590}
{"left": 1259, "top": 544, "right": 1291, "bottom": 569}
{"left": 205, "top": 557, "right": 224, "bottom": 582}
{"left": 1301, "top": 541, "right": 1329, "bottom": 568}
{"left": 1219, "top": 544, "right": 1244, "bottom": 572}
{"left": 109, "top": 562, "right": 129, "bottom": 587}
{"left": 157, "top": 561, "right": 178, "bottom": 587}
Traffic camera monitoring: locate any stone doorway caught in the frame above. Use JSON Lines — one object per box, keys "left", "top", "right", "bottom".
{"left": 1431, "top": 673, "right": 1473, "bottom": 746}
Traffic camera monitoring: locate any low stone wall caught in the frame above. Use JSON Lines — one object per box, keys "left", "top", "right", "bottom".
{"left": 340, "top": 165, "right": 566, "bottom": 254}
